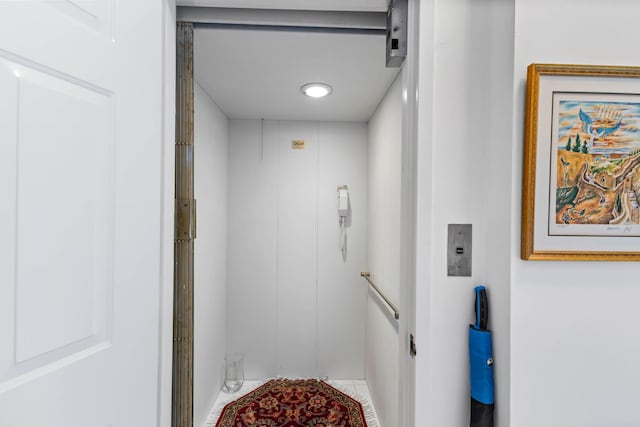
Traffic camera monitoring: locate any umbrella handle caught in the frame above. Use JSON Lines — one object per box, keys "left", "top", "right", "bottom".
{"left": 474, "top": 286, "right": 488, "bottom": 330}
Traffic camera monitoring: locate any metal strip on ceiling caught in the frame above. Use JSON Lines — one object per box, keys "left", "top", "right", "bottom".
{"left": 177, "top": 6, "right": 387, "bottom": 33}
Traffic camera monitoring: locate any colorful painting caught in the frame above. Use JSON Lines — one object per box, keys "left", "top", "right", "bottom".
{"left": 550, "top": 96, "right": 640, "bottom": 235}
{"left": 522, "top": 64, "right": 640, "bottom": 260}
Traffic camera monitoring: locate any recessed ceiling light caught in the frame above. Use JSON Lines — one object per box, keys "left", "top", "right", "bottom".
{"left": 300, "top": 83, "right": 333, "bottom": 98}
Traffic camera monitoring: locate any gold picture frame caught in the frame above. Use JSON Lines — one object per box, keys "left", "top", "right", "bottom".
{"left": 522, "top": 63, "right": 640, "bottom": 261}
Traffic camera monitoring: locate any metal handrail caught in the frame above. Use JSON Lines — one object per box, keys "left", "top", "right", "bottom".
{"left": 360, "top": 272, "right": 400, "bottom": 320}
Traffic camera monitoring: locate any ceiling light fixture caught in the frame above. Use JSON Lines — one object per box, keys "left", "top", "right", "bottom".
{"left": 300, "top": 82, "right": 333, "bottom": 98}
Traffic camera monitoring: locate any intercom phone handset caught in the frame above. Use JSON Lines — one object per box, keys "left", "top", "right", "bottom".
{"left": 337, "top": 185, "right": 349, "bottom": 259}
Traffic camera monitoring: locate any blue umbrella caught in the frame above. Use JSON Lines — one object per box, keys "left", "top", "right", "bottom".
{"left": 469, "top": 285, "right": 494, "bottom": 427}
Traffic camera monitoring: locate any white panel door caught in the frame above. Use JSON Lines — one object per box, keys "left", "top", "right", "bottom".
{"left": 0, "top": 2, "right": 164, "bottom": 426}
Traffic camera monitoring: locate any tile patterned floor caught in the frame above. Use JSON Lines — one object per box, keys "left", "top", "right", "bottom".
{"left": 203, "top": 379, "right": 380, "bottom": 427}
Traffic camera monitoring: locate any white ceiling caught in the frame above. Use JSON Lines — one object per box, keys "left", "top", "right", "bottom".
{"left": 194, "top": 27, "right": 400, "bottom": 121}
{"left": 177, "top": 0, "right": 388, "bottom": 12}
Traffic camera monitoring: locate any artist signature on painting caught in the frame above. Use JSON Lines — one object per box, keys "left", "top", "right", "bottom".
{"left": 555, "top": 225, "right": 635, "bottom": 234}
{"left": 606, "top": 226, "right": 633, "bottom": 233}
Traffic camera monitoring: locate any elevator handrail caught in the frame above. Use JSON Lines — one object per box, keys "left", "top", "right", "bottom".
{"left": 360, "top": 272, "right": 400, "bottom": 320}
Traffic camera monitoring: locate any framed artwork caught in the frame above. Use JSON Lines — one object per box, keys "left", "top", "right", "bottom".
{"left": 522, "top": 64, "right": 640, "bottom": 260}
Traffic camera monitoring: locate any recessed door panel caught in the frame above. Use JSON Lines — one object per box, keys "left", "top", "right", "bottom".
{"left": 0, "top": 62, "right": 20, "bottom": 387}
{"left": 67, "top": 0, "right": 102, "bottom": 17}
{"left": 49, "top": 0, "right": 114, "bottom": 39}
{"left": 13, "top": 63, "right": 113, "bottom": 365}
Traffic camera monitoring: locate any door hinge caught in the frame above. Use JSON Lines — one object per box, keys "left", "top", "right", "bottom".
{"left": 410, "top": 333, "right": 417, "bottom": 358}
{"left": 175, "top": 198, "right": 197, "bottom": 240}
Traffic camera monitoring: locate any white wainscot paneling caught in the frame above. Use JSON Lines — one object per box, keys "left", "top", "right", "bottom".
{"left": 0, "top": 58, "right": 113, "bottom": 382}
{"left": 193, "top": 82, "right": 229, "bottom": 427}
{"left": 316, "top": 122, "right": 367, "bottom": 379}
{"left": 276, "top": 121, "right": 319, "bottom": 378}
{"left": 227, "top": 120, "right": 279, "bottom": 379}
{"left": 227, "top": 120, "right": 369, "bottom": 380}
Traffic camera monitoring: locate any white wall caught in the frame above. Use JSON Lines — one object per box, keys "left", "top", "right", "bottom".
{"left": 511, "top": 1, "right": 640, "bottom": 426}
{"left": 413, "top": 1, "right": 640, "bottom": 426}
{"left": 227, "top": 119, "right": 278, "bottom": 379}
{"left": 276, "top": 121, "right": 319, "bottom": 377}
{"left": 413, "top": 0, "right": 514, "bottom": 426}
{"left": 366, "top": 72, "right": 403, "bottom": 427}
{"left": 193, "top": 82, "right": 229, "bottom": 427}
{"left": 160, "top": 2, "right": 176, "bottom": 427}
{"left": 227, "top": 119, "right": 367, "bottom": 379}
{"left": 317, "top": 122, "right": 369, "bottom": 379}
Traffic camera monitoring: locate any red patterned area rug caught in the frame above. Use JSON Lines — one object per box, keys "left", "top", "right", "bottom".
{"left": 214, "top": 379, "right": 369, "bottom": 427}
